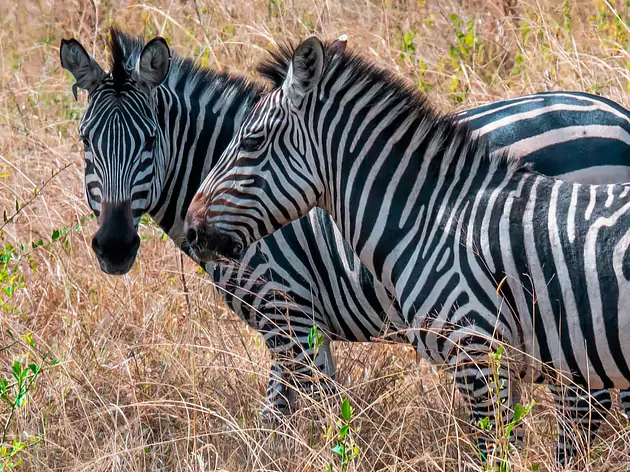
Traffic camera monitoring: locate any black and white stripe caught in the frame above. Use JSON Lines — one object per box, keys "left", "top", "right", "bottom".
{"left": 188, "top": 37, "right": 630, "bottom": 462}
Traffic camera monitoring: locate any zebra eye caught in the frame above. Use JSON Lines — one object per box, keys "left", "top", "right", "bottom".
{"left": 240, "top": 135, "right": 265, "bottom": 153}
{"left": 144, "top": 135, "right": 156, "bottom": 152}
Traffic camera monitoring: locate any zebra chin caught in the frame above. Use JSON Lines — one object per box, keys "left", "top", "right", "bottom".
{"left": 95, "top": 253, "right": 138, "bottom": 275}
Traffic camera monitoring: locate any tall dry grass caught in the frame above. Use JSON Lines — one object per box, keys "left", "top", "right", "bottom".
{"left": 1, "top": 0, "right": 630, "bottom": 470}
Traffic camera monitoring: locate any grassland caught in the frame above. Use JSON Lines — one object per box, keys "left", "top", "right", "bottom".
{"left": 1, "top": 0, "right": 630, "bottom": 470}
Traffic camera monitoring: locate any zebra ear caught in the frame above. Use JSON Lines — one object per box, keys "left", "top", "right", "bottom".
{"left": 134, "top": 37, "right": 171, "bottom": 92}
{"left": 283, "top": 36, "right": 324, "bottom": 107}
{"left": 60, "top": 39, "right": 106, "bottom": 99}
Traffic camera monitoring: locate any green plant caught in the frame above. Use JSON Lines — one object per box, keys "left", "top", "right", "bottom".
{"left": 449, "top": 13, "right": 478, "bottom": 61}
{"left": 325, "top": 398, "right": 359, "bottom": 471}
{"left": 0, "top": 333, "right": 57, "bottom": 470}
{"left": 139, "top": 214, "right": 167, "bottom": 242}
{"left": 307, "top": 324, "right": 325, "bottom": 358}
{"left": 476, "top": 346, "right": 535, "bottom": 471}
{"left": 399, "top": 29, "right": 416, "bottom": 59}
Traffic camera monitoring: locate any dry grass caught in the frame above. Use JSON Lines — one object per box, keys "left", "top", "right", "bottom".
{"left": 1, "top": 0, "right": 630, "bottom": 470}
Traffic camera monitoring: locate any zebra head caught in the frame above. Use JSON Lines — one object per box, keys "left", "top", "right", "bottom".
{"left": 60, "top": 30, "right": 171, "bottom": 275}
{"left": 184, "top": 36, "right": 330, "bottom": 262}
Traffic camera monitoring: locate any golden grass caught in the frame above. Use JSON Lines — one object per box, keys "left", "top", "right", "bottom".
{"left": 1, "top": 0, "right": 630, "bottom": 470}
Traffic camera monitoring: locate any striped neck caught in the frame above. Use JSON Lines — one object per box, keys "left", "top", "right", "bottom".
{"left": 147, "top": 66, "right": 262, "bottom": 246}
{"left": 310, "top": 81, "right": 520, "bottom": 297}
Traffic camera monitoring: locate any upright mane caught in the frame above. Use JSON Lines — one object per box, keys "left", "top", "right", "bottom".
{"left": 107, "top": 27, "right": 264, "bottom": 99}
{"left": 256, "top": 40, "right": 435, "bottom": 116}
{"left": 109, "top": 28, "right": 145, "bottom": 92}
{"left": 256, "top": 40, "right": 524, "bottom": 176}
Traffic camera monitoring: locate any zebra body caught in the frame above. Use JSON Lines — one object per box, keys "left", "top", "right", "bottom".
{"left": 456, "top": 91, "right": 630, "bottom": 183}
{"left": 186, "top": 37, "right": 630, "bottom": 462}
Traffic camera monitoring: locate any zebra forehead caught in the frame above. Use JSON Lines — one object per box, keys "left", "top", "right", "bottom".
{"left": 242, "top": 91, "right": 284, "bottom": 127}
{"left": 84, "top": 92, "right": 155, "bottom": 131}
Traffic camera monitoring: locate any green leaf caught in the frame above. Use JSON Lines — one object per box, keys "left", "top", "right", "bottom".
{"left": 341, "top": 398, "right": 353, "bottom": 423}
{"left": 477, "top": 416, "right": 490, "bottom": 431}
{"left": 15, "top": 200, "right": 19, "bottom": 212}
{"left": 12, "top": 360, "right": 22, "bottom": 378}
{"left": 24, "top": 332, "right": 34, "bottom": 347}
{"left": 339, "top": 424, "right": 349, "bottom": 439}
{"left": 331, "top": 444, "right": 343, "bottom": 456}
{"left": 51, "top": 229, "right": 61, "bottom": 241}
{"left": 307, "top": 326, "right": 314, "bottom": 349}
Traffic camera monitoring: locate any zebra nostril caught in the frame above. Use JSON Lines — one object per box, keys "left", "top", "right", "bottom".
{"left": 186, "top": 227, "right": 198, "bottom": 246}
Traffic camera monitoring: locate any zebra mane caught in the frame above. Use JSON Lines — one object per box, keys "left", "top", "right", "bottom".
{"left": 256, "top": 40, "right": 346, "bottom": 88}
{"left": 107, "top": 27, "right": 263, "bottom": 99}
{"left": 109, "top": 28, "right": 145, "bottom": 93}
{"left": 257, "top": 40, "right": 524, "bottom": 176}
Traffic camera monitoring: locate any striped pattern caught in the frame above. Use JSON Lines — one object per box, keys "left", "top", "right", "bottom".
{"left": 81, "top": 78, "right": 161, "bottom": 221}
{"left": 456, "top": 91, "right": 630, "bottom": 183}
{"left": 187, "top": 37, "right": 630, "bottom": 462}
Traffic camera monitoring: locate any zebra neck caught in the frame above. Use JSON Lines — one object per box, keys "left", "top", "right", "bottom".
{"left": 318, "top": 104, "right": 519, "bottom": 301}
{"left": 148, "top": 80, "right": 258, "bottom": 250}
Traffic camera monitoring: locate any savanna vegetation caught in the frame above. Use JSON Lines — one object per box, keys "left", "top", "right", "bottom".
{"left": 1, "top": 0, "right": 630, "bottom": 470}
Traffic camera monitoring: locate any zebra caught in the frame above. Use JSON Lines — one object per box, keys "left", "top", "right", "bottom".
{"left": 184, "top": 36, "right": 630, "bottom": 463}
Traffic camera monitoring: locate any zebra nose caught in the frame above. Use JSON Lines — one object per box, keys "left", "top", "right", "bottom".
{"left": 186, "top": 226, "right": 198, "bottom": 246}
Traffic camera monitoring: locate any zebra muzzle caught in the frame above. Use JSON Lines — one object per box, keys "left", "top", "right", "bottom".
{"left": 92, "top": 200, "right": 140, "bottom": 275}
{"left": 184, "top": 220, "right": 243, "bottom": 262}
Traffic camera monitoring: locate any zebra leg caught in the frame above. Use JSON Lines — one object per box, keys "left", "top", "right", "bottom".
{"left": 548, "top": 385, "right": 611, "bottom": 464}
{"left": 260, "top": 356, "right": 294, "bottom": 424}
{"left": 260, "top": 311, "right": 337, "bottom": 419}
{"left": 454, "top": 357, "right": 522, "bottom": 462}
{"left": 292, "top": 337, "right": 338, "bottom": 405}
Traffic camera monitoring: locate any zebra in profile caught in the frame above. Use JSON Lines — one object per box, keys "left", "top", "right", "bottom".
{"left": 184, "top": 36, "right": 630, "bottom": 463}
